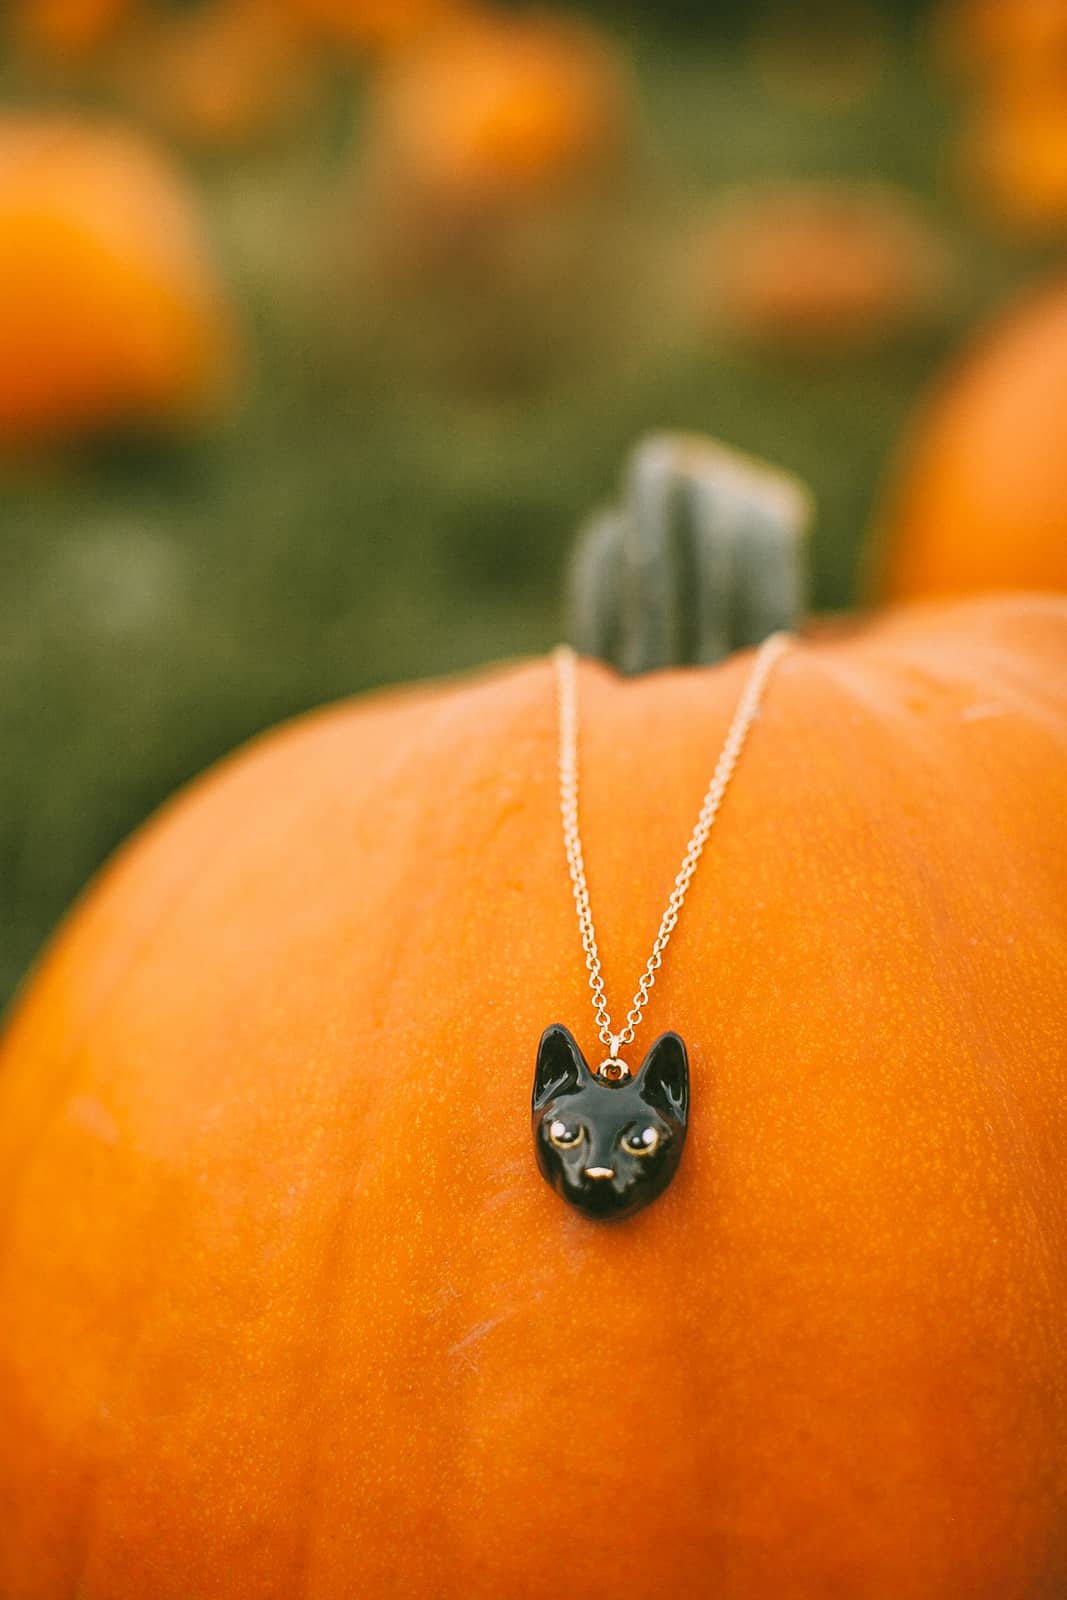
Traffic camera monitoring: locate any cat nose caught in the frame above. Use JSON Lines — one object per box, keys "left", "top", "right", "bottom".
{"left": 584, "top": 1166, "right": 615, "bottom": 1180}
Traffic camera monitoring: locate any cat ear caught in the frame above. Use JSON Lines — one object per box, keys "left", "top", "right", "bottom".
{"left": 637, "top": 1033, "right": 689, "bottom": 1122}
{"left": 533, "top": 1025, "right": 590, "bottom": 1112}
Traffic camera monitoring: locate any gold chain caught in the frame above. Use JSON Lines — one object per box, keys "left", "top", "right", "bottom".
{"left": 553, "top": 633, "right": 792, "bottom": 1071}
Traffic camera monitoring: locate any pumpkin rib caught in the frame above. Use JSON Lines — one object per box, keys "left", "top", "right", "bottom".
{"left": 67, "top": 660, "right": 562, "bottom": 1596}
{"left": 276, "top": 661, "right": 567, "bottom": 1596}
{"left": 271, "top": 678, "right": 549, "bottom": 1597}
{"left": 0, "top": 712, "right": 353, "bottom": 1236}
{"left": 0, "top": 814, "right": 246, "bottom": 1242}
{"left": 0, "top": 710, "right": 427, "bottom": 1595}
{"left": 849, "top": 607, "right": 1067, "bottom": 1296}
{"left": 0, "top": 686, "right": 433, "bottom": 1600}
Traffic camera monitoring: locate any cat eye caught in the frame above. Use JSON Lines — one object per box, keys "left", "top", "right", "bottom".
{"left": 622, "top": 1126, "right": 661, "bottom": 1156}
{"left": 548, "top": 1119, "right": 584, "bottom": 1149}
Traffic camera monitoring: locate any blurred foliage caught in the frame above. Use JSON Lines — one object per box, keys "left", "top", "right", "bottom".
{"left": 0, "top": 0, "right": 1062, "bottom": 1007}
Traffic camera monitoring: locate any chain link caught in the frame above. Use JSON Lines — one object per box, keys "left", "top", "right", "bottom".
{"left": 553, "top": 633, "right": 792, "bottom": 1063}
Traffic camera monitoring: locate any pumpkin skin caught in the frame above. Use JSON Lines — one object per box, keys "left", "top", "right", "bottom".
{"left": 0, "top": 116, "right": 237, "bottom": 447}
{"left": 876, "top": 279, "right": 1067, "bottom": 600}
{"left": 1, "top": 595, "right": 1066, "bottom": 1597}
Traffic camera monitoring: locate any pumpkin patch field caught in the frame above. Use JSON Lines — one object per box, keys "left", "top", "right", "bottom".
{"left": 1, "top": 4, "right": 1066, "bottom": 1597}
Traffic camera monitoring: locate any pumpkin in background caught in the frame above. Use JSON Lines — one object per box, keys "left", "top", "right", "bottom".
{"left": 934, "top": 0, "right": 1067, "bottom": 79}
{"left": 366, "top": 8, "right": 630, "bottom": 212}
{"left": 690, "top": 183, "right": 953, "bottom": 354}
{"left": 958, "top": 82, "right": 1067, "bottom": 230}
{"left": 934, "top": 0, "right": 1067, "bottom": 229}
{"left": 1, "top": 594, "right": 1066, "bottom": 1597}
{"left": 0, "top": 115, "right": 237, "bottom": 448}
{"left": 875, "top": 277, "right": 1067, "bottom": 599}
{"left": 346, "top": 7, "right": 635, "bottom": 385}
{"left": 108, "top": 0, "right": 320, "bottom": 148}
{"left": 10, "top": 0, "right": 130, "bottom": 58}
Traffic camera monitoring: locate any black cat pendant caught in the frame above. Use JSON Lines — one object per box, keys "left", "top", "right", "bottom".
{"left": 532, "top": 1025, "right": 689, "bottom": 1221}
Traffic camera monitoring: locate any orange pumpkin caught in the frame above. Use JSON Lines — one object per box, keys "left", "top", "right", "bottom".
{"left": 958, "top": 80, "right": 1067, "bottom": 229}
{"left": 691, "top": 183, "right": 952, "bottom": 353}
{"left": 934, "top": 0, "right": 1067, "bottom": 79}
{"left": 0, "top": 115, "right": 237, "bottom": 448}
{"left": 935, "top": 0, "right": 1067, "bottom": 229}
{"left": 367, "top": 8, "right": 630, "bottom": 207}
{"left": 876, "top": 277, "right": 1067, "bottom": 599}
{"left": 1, "top": 594, "right": 1066, "bottom": 1597}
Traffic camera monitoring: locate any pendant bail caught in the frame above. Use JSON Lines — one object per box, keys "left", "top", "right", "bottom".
{"left": 598, "top": 1034, "right": 630, "bottom": 1083}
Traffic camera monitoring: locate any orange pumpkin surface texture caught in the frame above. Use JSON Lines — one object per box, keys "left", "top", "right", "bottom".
{"left": 0, "top": 115, "right": 236, "bottom": 446}
{"left": 877, "top": 278, "right": 1067, "bottom": 599}
{"left": 1, "top": 596, "right": 1066, "bottom": 1597}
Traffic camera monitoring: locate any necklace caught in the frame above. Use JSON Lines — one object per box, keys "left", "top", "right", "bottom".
{"left": 532, "top": 632, "right": 792, "bottom": 1221}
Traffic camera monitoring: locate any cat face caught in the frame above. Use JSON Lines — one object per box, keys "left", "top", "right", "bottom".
{"left": 532, "top": 1024, "right": 689, "bottom": 1221}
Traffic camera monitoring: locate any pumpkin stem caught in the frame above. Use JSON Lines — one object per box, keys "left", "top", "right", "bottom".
{"left": 567, "top": 433, "right": 812, "bottom": 670}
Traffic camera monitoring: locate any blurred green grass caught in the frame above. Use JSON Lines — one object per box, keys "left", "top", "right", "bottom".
{"left": 0, "top": 15, "right": 1050, "bottom": 1007}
